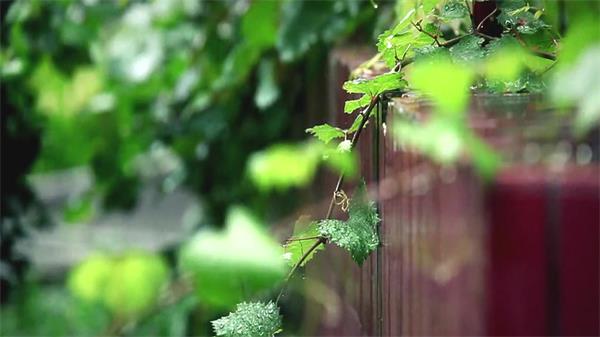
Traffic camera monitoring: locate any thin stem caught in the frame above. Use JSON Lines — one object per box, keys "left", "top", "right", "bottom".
{"left": 411, "top": 21, "right": 441, "bottom": 47}
{"left": 528, "top": 49, "right": 557, "bottom": 61}
{"left": 284, "top": 236, "right": 322, "bottom": 243}
{"left": 393, "top": 58, "right": 412, "bottom": 72}
{"left": 276, "top": 91, "right": 382, "bottom": 304}
{"left": 513, "top": 30, "right": 558, "bottom": 61}
{"left": 276, "top": 237, "right": 324, "bottom": 303}
{"left": 473, "top": 30, "right": 499, "bottom": 41}
{"left": 325, "top": 94, "right": 380, "bottom": 219}
{"left": 476, "top": 7, "right": 498, "bottom": 32}
{"left": 439, "top": 34, "right": 468, "bottom": 48}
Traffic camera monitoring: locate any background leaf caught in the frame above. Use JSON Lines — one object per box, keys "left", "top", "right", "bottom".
{"left": 178, "top": 208, "right": 287, "bottom": 308}
{"left": 409, "top": 57, "right": 474, "bottom": 115}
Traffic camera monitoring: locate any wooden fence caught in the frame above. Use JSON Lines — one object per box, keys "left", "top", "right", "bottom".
{"left": 300, "top": 47, "right": 599, "bottom": 337}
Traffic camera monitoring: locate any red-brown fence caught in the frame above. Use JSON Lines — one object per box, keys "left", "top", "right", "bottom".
{"left": 301, "top": 47, "right": 599, "bottom": 337}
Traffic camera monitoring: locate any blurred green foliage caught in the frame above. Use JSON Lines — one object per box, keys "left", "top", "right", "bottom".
{"left": 0, "top": 0, "right": 380, "bottom": 222}
{"left": 69, "top": 251, "right": 169, "bottom": 317}
{"left": 178, "top": 207, "right": 286, "bottom": 309}
{"left": 1, "top": 0, "right": 388, "bottom": 335}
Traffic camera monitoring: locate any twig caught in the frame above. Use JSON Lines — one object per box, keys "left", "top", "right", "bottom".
{"left": 439, "top": 34, "right": 469, "bottom": 48}
{"left": 513, "top": 30, "right": 557, "bottom": 61}
{"left": 476, "top": 7, "right": 498, "bottom": 32}
{"left": 284, "top": 236, "right": 322, "bottom": 243}
{"left": 325, "top": 94, "right": 380, "bottom": 219}
{"left": 473, "top": 30, "right": 499, "bottom": 41}
{"left": 411, "top": 21, "right": 441, "bottom": 47}
{"left": 528, "top": 48, "right": 557, "bottom": 61}
{"left": 393, "top": 58, "right": 412, "bottom": 72}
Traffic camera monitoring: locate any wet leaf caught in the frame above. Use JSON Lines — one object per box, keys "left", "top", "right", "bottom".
{"left": 306, "top": 124, "right": 345, "bottom": 144}
{"left": 440, "top": 1, "right": 469, "bottom": 19}
{"left": 377, "top": 27, "right": 435, "bottom": 68}
{"left": 318, "top": 183, "right": 380, "bottom": 265}
{"left": 449, "top": 35, "right": 485, "bottom": 63}
{"left": 344, "top": 94, "right": 371, "bottom": 114}
{"left": 212, "top": 301, "right": 282, "bottom": 337}
{"left": 343, "top": 72, "right": 406, "bottom": 97}
{"left": 283, "top": 220, "right": 324, "bottom": 267}
{"left": 497, "top": 1, "right": 550, "bottom": 34}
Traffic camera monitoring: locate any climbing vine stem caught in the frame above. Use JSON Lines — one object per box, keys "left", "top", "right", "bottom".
{"left": 276, "top": 89, "right": 382, "bottom": 304}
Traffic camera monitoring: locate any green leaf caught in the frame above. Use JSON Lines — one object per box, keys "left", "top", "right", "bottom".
{"left": 213, "top": 43, "right": 261, "bottom": 90}
{"left": 255, "top": 58, "right": 280, "bottom": 109}
{"left": 277, "top": 1, "right": 357, "bottom": 62}
{"left": 103, "top": 252, "right": 169, "bottom": 317}
{"left": 393, "top": 116, "right": 500, "bottom": 177}
{"left": 242, "top": 1, "right": 279, "bottom": 49}
{"left": 68, "top": 254, "right": 114, "bottom": 303}
{"left": 440, "top": 1, "right": 469, "bottom": 19}
{"left": 449, "top": 35, "right": 485, "bottom": 63}
{"left": 179, "top": 208, "right": 287, "bottom": 308}
{"left": 283, "top": 220, "right": 324, "bottom": 267}
{"left": 343, "top": 72, "right": 407, "bottom": 97}
{"left": 552, "top": 45, "right": 600, "bottom": 136}
{"left": 212, "top": 301, "right": 282, "bottom": 337}
{"left": 248, "top": 142, "right": 358, "bottom": 191}
{"left": 68, "top": 252, "right": 169, "bottom": 317}
{"left": 318, "top": 183, "right": 380, "bottom": 265}
{"left": 497, "top": 1, "right": 550, "bottom": 34}
{"left": 557, "top": 16, "right": 600, "bottom": 69}
{"left": 322, "top": 144, "right": 358, "bottom": 178}
{"left": 393, "top": 117, "right": 464, "bottom": 164}
{"left": 422, "top": 0, "right": 439, "bottom": 13}
{"left": 305, "top": 124, "right": 345, "bottom": 144}
{"left": 344, "top": 94, "right": 371, "bottom": 114}
{"left": 414, "top": 45, "right": 451, "bottom": 61}
{"left": 377, "top": 27, "right": 435, "bottom": 68}
{"left": 248, "top": 143, "right": 321, "bottom": 191}
{"left": 410, "top": 57, "right": 474, "bottom": 115}
{"left": 483, "top": 70, "right": 545, "bottom": 93}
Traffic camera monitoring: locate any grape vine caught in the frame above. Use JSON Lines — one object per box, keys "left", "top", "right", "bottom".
{"left": 209, "top": 1, "right": 587, "bottom": 335}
